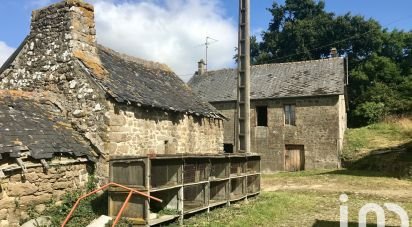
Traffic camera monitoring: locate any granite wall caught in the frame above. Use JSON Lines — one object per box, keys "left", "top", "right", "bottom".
{"left": 103, "top": 102, "right": 224, "bottom": 156}
{"left": 0, "top": 161, "right": 91, "bottom": 226}
{"left": 213, "top": 95, "right": 347, "bottom": 172}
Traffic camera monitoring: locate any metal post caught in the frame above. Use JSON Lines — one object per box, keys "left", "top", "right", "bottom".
{"left": 236, "top": 0, "right": 251, "bottom": 153}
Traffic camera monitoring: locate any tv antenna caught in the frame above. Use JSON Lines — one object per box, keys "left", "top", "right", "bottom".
{"left": 197, "top": 36, "right": 218, "bottom": 72}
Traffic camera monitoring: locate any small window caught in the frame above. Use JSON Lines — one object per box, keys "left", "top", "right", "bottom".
{"left": 284, "top": 104, "right": 296, "bottom": 126}
{"left": 256, "top": 106, "right": 268, "bottom": 126}
{"left": 224, "top": 144, "right": 234, "bottom": 153}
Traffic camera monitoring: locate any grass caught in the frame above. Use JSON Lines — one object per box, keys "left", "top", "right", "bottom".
{"left": 343, "top": 117, "right": 412, "bottom": 161}
{"left": 184, "top": 170, "right": 412, "bottom": 226}
{"left": 185, "top": 192, "right": 412, "bottom": 227}
{"left": 183, "top": 192, "right": 319, "bottom": 227}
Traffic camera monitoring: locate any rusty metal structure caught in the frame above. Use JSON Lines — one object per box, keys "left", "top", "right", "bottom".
{"left": 61, "top": 182, "right": 162, "bottom": 227}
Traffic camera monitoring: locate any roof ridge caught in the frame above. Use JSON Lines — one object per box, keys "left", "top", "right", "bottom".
{"left": 97, "top": 44, "right": 173, "bottom": 73}
{"left": 253, "top": 57, "right": 344, "bottom": 68}
{"left": 204, "top": 57, "right": 343, "bottom": 75}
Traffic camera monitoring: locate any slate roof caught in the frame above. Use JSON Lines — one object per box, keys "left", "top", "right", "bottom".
{"left": 0, "top": 92, "right": 94, "bottom": 161}
{"left": 188, "top": 58, "right": 345, "bottom": 102}
{"left": 88, "top": 45, "right": 222, "bottom": 118}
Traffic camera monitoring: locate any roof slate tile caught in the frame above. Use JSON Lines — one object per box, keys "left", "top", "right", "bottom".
{"left": 188, "top": 58, "right": 345, "bottom": 102}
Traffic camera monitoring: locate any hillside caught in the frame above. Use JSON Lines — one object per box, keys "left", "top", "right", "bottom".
{"left": 342, "top": 118, "right": 412, "bottom": 177}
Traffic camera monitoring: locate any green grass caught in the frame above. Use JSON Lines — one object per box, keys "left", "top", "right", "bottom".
{"left": 343, "top": 118, "right": 412, "bottom": 161}
{"left": 184, "top": 191, "right": 412, "bottom": 227}
{"left": 183, "top": 192, "right": 319, "bottom": 227}
{"left": 184, "top": 170, "right": 412, "bottom": 227}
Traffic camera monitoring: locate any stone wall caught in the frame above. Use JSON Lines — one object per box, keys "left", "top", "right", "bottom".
{"left": 0, "top": 0, "right": 225, "bottom": 180}
{"left": 0, "top": 161, "right": 91, "bottom": 227}
{"left": 0, "top": 0, "right": 108, "bottom": 157}
{"left": 103, "top": 102, "right": 224, "bottom": 156}
{"left": 213, "top": 95, "right": 346, "bottom": 172}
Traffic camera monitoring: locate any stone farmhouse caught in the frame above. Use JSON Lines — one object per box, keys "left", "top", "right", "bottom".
{"left": 189, "top": 58, "right": 347, "bottom": 172}
{"left": 0, "top": 0, "right": 223, "bottom": 225}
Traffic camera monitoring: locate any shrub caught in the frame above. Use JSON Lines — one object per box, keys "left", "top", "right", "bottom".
{"left": 353, "top": 101, "right": 386, "bottom": 125}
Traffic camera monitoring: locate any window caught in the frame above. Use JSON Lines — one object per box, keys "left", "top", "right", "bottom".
{"left": 256, "top": 106, "right": 268, "bottom": 126}
{"left": 224, "top": 144, "right": 234, "bottom": 153}
{"left": 284, "top": 104, "right": 296, "bottom": 126}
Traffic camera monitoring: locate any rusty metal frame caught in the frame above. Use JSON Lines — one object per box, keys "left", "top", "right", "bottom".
{"left": 61, "top": 182, "right": 162, "bottom": 227}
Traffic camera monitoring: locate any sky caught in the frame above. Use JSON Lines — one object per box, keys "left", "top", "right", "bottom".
{"left": 0, "top": 0, "right": 411, "bottom": 81}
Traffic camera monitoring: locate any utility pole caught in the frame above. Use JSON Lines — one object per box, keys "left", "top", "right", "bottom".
{"left": 236, "top": 0, "right": 251, "bottom": 153}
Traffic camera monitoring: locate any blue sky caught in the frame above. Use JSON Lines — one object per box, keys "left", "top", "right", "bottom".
{"left": 1, "top": 0, "right": 411, "bottom": 48}
{"left": 0, "top": 0, "right": 411, "bottom": 78}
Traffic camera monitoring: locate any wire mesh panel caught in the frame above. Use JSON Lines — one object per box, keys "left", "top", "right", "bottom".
{"left": 184, "top": 184, "right": 206, "bottom": 211}
{"left": 247, "top": 175, "right": 260, "bottom": 194}
{"left": 230, "top": 178, "right": 246, "bottom": 199}
{"left": 150, "top": 189, "right": 180, "bottom": 214}
{"left": 230, "top": 158, "right": 246, "bottom": 176}
{"left": 151, "top": 159, "right": 182, "bottom": 188}
{"left": 183, "top": 159, "right": 209, "bottom": 184}
{"left": 210, "top": 181, "right": 228, "bottom": 203}
{"left": 247, "top": 158, "right": 260, "bottom": 173}
{"left": 183, "top": 163, "right": 196, "bottom": 183}
{"left": 210, "top": 159, "right": 229, "bottom": 179}
{"left": 110, "top": 160, "right": 145, "bottom": 187}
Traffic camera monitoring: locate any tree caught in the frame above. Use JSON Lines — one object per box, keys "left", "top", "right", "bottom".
{"left": 253, "top": 0, "right": 412, "bottom": 126}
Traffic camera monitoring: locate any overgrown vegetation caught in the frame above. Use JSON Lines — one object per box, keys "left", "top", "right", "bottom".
{"left": 250, "top": 0, "right": 412, "bottom": 126}
{"left": 25, "top": 175, "right": 110, "bottom": 227}
{"left": 343, "top": 117, "right": 412, "bottom": 160}
{"left": 341, "top": 117, "right": 412, "bottom": 178}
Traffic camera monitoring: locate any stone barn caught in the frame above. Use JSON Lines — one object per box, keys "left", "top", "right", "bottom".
{"left": 189, "top": 58, "right": 347, "bottom": 172}
{"left": 0, "top": 0, "right": 224, "bottom": 224}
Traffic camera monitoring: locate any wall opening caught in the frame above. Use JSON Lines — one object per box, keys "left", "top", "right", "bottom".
{"left": 284, "top": 104, "right": 296, "bottom": 126}
{"left": 223, "top": 143, "right": 234, "bottom": 153}
{"left": 256, "top": 106, "right": 268, "bottom": 126}
{"left": 284, "top": 145, "right": 305, "bottom": 171}
{"left": 164, "top": 140, "right": 169, "bottom": 154}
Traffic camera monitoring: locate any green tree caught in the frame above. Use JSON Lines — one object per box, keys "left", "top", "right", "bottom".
{"left": 253, "top": 0, "right": 412, "bottom": 126}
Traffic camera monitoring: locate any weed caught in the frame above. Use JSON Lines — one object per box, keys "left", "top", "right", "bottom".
{"left": 26, "top": 175, "right": 108, "bottom": 227}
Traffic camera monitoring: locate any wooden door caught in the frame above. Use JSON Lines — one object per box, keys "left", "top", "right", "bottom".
{"left": 284, "top": 145, "right": 305, "bottom": 171}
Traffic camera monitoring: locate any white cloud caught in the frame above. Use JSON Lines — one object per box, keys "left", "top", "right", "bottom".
{"left": 92, "top": 0, "right": 238, "bottom": 81}
{"left": 0, "top": 41, "right": 15, "bottom": 67}
{"left": 252, "top": 27, "right": 264, "bottom": 42}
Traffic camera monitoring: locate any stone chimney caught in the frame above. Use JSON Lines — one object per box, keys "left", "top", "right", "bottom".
{"left": 197, "top": 59, "right": 206, "bottom": 75}
{"left": 28, "top": 0, "right": 106, "bottom": 79}
{"left": 330, "top": 47, "right": 338, "bottom": 58}
{"left": 0, "top": 0, "right": 109, "bottom": 179}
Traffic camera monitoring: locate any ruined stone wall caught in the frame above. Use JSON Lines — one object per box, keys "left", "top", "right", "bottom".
{"left": 103, "top": 102, "right": 224, "bottom": 156}
{"left": 213, "top": 95, "right": 344, "bottom": 172}
{"left": 0, "top": 162, "right": 91, "bottom": 227}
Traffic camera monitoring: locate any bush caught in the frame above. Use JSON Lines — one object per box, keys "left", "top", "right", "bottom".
{"left": 353, "top": 101, "right": 386, "bottom": 125}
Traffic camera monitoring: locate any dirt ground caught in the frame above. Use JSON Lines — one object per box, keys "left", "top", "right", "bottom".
{"left": 262, "top": 169, "right": 412, "bottom": 201}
